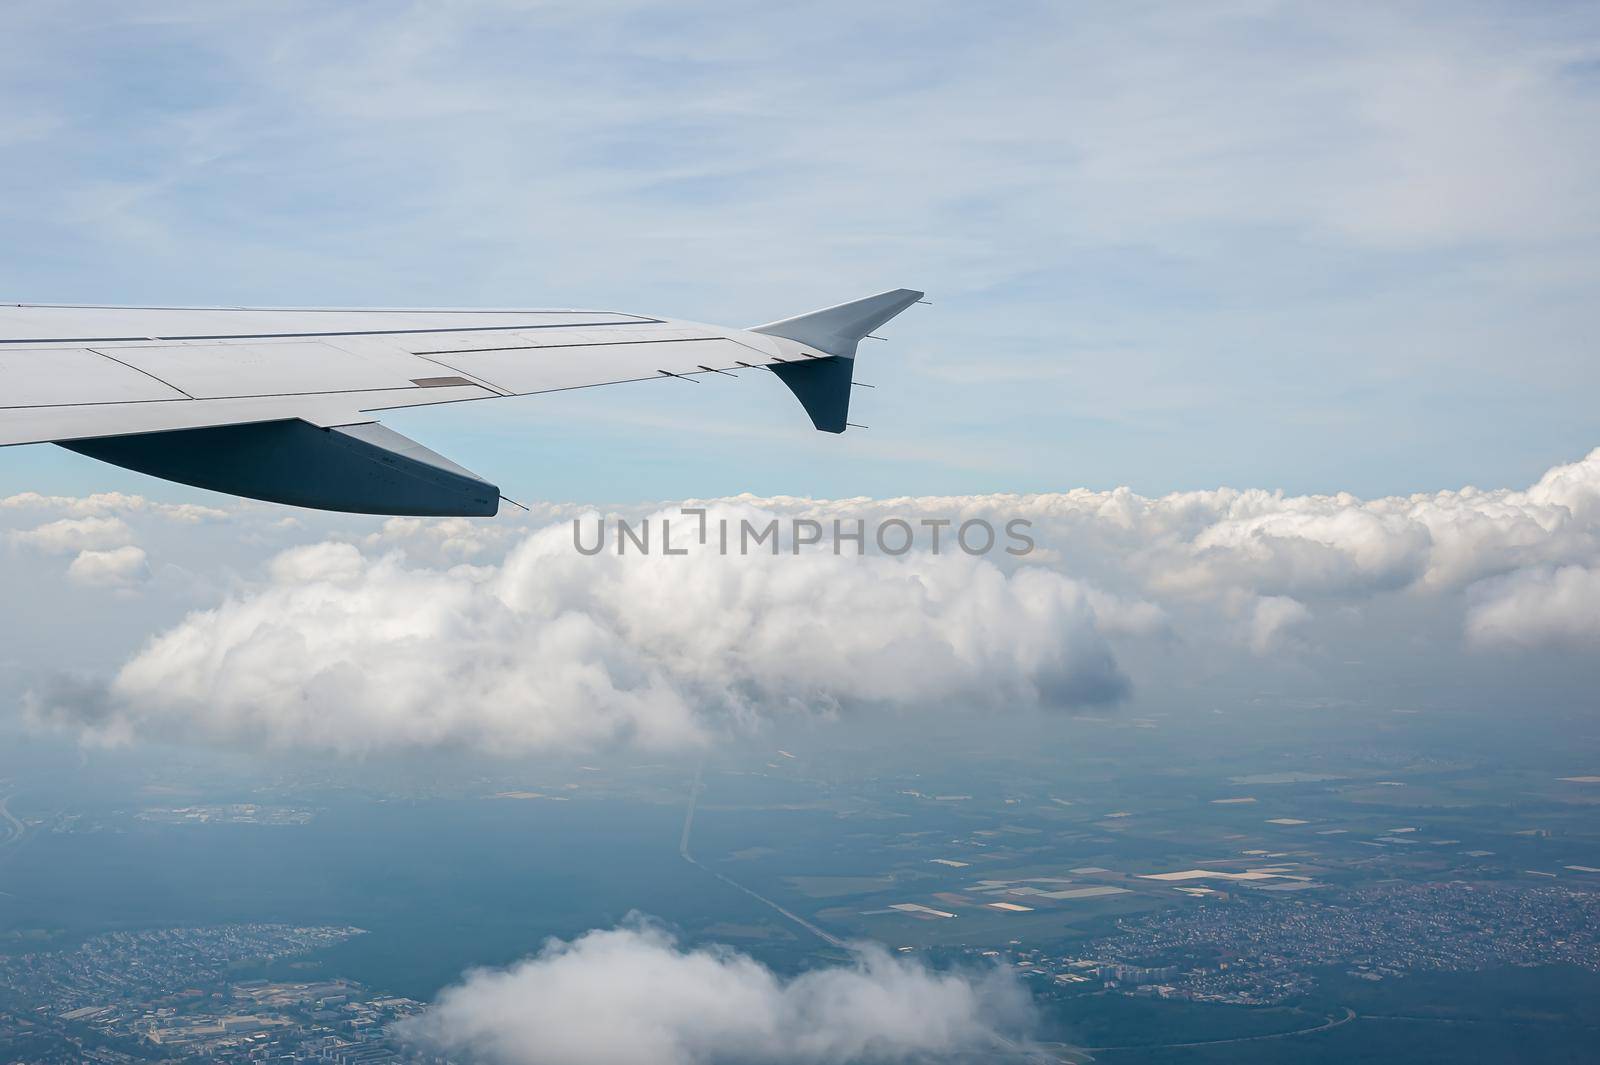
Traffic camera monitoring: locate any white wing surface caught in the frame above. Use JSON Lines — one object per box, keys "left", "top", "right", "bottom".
{"left": 0, "top": 291, "right": 922, "bottom": 515}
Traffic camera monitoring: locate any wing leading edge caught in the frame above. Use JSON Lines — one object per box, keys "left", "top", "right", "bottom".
{"left": 0, "top": 290, "right": 922, "bottom": 515}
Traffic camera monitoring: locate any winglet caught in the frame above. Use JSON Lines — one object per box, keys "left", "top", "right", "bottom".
{"left": 750, "top": 288, "right": 923, "bottom": 359}
{"left": 752, "top": 289, "right": 923, "bottom": 433}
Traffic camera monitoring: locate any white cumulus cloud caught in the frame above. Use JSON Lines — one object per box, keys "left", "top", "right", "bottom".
{"left": 65, "top": 545, "right": 149, "bottom": 590}
{"left": 1248, "top": 595, "right": 1312, "bottom": 655}
{"left": 17, "top": 449, "right": 1600, "bottom": 746}
{"left": 1466, "top": 564, "right": 1600, "bottom": 650}
{"left": 753, "top": 448, "right": 1600, "bottom": 609}
{"left": 32, "top": 505, "right": 1129, "bottom": 754}
{"left": 397, "top": 919, "right": 1031, "bottom": 1065}
{"left": 10, "top": 516, "right": 135, "bottom": 554}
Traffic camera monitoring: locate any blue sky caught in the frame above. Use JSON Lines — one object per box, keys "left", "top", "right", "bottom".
{"left": 3, "top": 0, "right": 1599, "bottom": 504}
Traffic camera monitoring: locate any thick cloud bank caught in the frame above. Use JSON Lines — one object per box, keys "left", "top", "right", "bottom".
{"left": 30, "top": 506, "right": 1128, "bottom": 753}
{"left": 734, "top": 447, "right": 1600, "bottom": 651}
{"left": 16, "top": 449, "right": 1600, "bottom": 751}
{"left": 397, "top": 920, "right": 1031, "bottom": 1065}
{"left": 755, "top": 447, "right": 1600, "bottom": 600}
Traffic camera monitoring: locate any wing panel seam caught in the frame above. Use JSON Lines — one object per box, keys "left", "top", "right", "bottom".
{"left": 86, "top": 347, "right": 196, "bottom": 400}
{"left": 0, "top": 384, "right": 490, "bottom": 410}
{"left": 365, "top": 368, "right": 728, "bottom": 408}
{"left": 414, "top": 335, "right": 726, "bottom": 356}
{"left": 0, "top": 317, "right": 664, "bottom": 345}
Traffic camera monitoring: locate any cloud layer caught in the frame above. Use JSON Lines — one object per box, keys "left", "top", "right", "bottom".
{"left": 13, "top": 447, "right": 1600, "bottom": 752}
{"left": 398, "top": 919, "right": 1031, "bottom": 1065}
{"left": 29, "top": 505, "right": 1128, "bottom": 754}
{"left": 748, "top": 446, "right": 1600, "bottom": 599}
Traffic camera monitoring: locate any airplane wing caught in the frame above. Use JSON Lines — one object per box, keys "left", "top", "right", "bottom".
{"left": 0, "top": 289, "right": 923, "bottom": 516}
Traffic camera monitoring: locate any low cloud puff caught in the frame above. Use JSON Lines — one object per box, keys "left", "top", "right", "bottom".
{"left": 1467, "top": 565, "right": 1600, "bottom": 650}
{"left": 65, "top": 545, "right": 149, "bottom": 590}
{"left": 397, "top": 919, "right": 1031, "bottom": 1065}
{"left": 1247, "top": 595, "right": 1312, "bottom": 655}
{"left": 10, "top": 516, "right": 134, "bottom": 554}
{"left": 31, "top": 505, "right": 1129, "bottom": 754}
